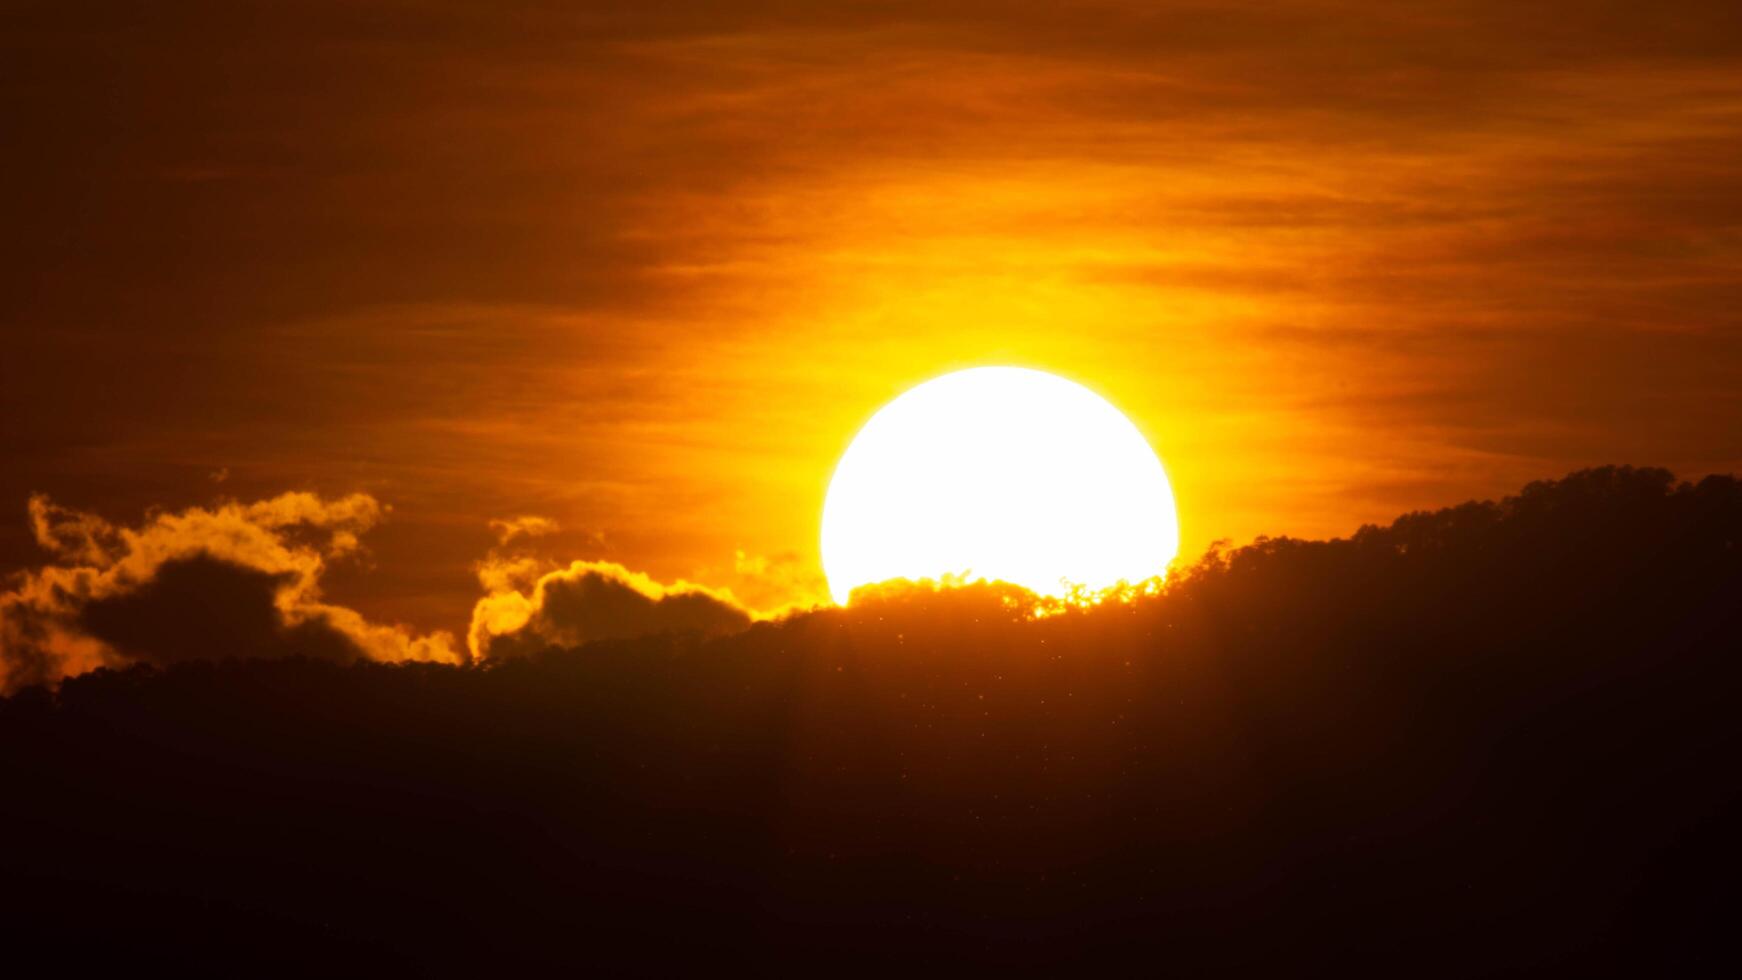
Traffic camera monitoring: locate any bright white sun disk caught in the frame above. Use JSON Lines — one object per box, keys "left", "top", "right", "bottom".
{"left": 821, "top": 366, "right": 1179, "bottom": 604}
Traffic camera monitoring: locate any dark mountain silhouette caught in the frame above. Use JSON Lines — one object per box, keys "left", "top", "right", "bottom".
{"left": 2, "top": 466, "right": 1737, "bottom": 974}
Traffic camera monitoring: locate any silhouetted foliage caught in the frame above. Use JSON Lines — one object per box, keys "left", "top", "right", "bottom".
{"left": 2, "top": 467, "right": 1737, "bottom": 973}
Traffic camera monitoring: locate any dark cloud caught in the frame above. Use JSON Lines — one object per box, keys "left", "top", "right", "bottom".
{"left": 78, "top": 554, "right": 364, "bottom": 667}
{"left": 0, "top": 488, "right": 768, "bottom": 688}
{"left": 470, "top": 559, "right": 753, "bottom": 662}
{"left": 0, "top": 492, "right": 459, "bottom": 693}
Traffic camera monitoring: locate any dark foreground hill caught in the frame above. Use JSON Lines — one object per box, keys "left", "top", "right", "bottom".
{"left": 2, "top": 466, "right": 1738, "bottom": 974}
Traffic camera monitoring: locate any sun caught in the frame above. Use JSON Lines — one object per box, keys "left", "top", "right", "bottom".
{"left": 821, "top": 366, "right": 1180, "bottom": 605}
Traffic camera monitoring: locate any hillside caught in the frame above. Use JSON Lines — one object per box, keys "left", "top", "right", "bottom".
{"left": 2, "top": 466, "right": 1737, "bottom": 973}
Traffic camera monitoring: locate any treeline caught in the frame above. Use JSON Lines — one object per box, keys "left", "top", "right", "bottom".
{"left": 1, "top": 466, "right": 1738, "bottom": 973}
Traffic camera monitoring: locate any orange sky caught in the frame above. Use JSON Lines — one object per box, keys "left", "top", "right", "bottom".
{"left": 4, "top": 1, "right": 1741, "bottom": 631}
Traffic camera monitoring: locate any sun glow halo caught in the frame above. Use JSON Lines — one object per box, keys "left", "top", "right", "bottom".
{"left": 822, "top": 367, "right": 1179, "bottom": 605}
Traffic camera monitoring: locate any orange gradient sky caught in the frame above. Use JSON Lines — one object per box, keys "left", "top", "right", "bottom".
{"left": 4, "top": 1, "right": 1741, "bottom": 630}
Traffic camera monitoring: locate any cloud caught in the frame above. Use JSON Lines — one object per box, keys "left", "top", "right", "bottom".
{"left": 488, "top": 515, "right": 560, "bottom": 546}
{"left": 469, "top": 559, "right": 752, "bottom": 662}
{"left": 4, "top": 1, "right": 1740, "bottom": 623}
{"left": 78, "top": 555, "right": 363, "bottom": 667}
{"left": 720, "top": 548, "right": 832, "bottom": 615}
{"left": 0, "top": 492, "right": 460, "bottom": 693}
